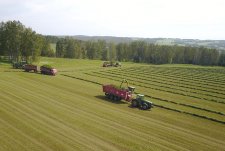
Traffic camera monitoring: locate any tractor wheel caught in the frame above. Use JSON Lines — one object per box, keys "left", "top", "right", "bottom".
{"left": 110, "top": 95, "right": 114, "bottom": 100}
{"left": 105, "top": 93, "right": 110, "bottom": 99}
{"left": 113, "top": 96, "right": 117, "bottom": 101}
{"left": 114, "top": 96, "right": 120, "bottom": 101}
{"left": 131, "top": 99, "right": 138, "bottom": 107}
{"left": 142, "top": 103, "right": 148, "bottom": 110}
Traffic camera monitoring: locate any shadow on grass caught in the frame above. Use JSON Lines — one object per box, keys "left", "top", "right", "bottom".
{"left": 95, "top": 95, "right": 150, "bottom": 111}
{"left": 95, "top": 95, "right": 127, "bottom": 104}
{"left": 23, "top": 71, "right": 41, "bottom": 74}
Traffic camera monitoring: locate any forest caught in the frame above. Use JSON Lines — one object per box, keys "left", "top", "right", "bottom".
{"left": 1, "top": 20, "right": 225, "bottom": 66}
{"left": 55, "top": 38, "right": 225, "bottom": 66}
{"left": 0, "top": 20, "right": 54, "bottom": 63}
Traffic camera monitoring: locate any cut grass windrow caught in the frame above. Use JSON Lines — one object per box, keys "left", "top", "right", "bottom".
{"left": 60, "top": 74, "right": 225, "bottom": 124}
{"left": 120, "top": 67, "right": 225, "bottom": 90}
{"left": 104, "top": 68, "right": 225, "bottom": 96}
{"left": 121, "top": 66, "right": 225, "bottom": 86}
{"left": 128, "top": 66, "right": 225, "bottom": 81}
{"left": 86, "top": 72, "right": 225, "bottom": 105}
{"left": 99, "top": 68, "right": 225, "bottom": 98}
{"left": 83, "top": 72, "right": 225, "bottom": 114}
{"left": 101, "top": 70, "right": 225, "bottom": 100}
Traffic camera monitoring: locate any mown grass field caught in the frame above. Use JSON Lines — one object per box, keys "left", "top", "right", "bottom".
{"left": 1, "top": 58, "right": 225, "bottom": 151}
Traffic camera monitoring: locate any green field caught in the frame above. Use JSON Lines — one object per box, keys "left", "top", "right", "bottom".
{"left": 1, "top": 58, "right": 225, "bottom": 151}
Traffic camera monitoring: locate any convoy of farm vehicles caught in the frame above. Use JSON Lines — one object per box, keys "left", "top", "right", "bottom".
{"left": 12, "top": 61, "right": 57, "bottom": 76}
{"left": 103, "top": 79, "right": 153, "bottom": 110}
{"left": 12, "top": 61, "right": 152, "bottom": 110}
{"left": 24, "top": 64, "right": 38, "bottom": 73}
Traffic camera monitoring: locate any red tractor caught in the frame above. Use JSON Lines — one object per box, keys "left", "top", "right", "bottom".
{"left": 103, "top": 79, "right": 153, "bottom": 110}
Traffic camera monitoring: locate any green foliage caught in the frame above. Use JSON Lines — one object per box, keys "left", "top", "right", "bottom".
{"left": 111, "top": 84, "right": 126, "bottom": 90}
{"left": 0, "top": 20, "right": 53, "bottom": 63}
{"left": 56, "top": 38, "right": 66, "bottom": 57}
{"left": 41, "top": 64, "right": 53, "bottom": 69}
{"left": 59, "top": 35, "right": 225, "bottom": 50}
{"left": 86, "top": 41, "right": 98, "bottom": 59}
{"left": 219, "top": 52, "right": 225, "bottom": 66}
{"left": 108, "top": 42, "right": 116, "bottom": 61}
{"left": 54, "top": 37, "right": 224, "bottom": 66}
{"left": 56, "top": 38, "right": 83, "bottom": 59}
{"left": 41, "top": 39, "right": 55, "bottom": 57}
{"left": 2, "top": 20, "right": 222, "bottom": 66}
{"left": 1, "top": 20, "right": 24, "bottom": 62}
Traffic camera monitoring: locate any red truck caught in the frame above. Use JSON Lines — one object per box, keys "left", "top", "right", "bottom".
{"left": 103, "top": 79, "right": 153, "bottom": 110}
{"left": 40, "top": 65, "right": 57, "bottom": 76}
{"left": 24, "top": 64, "right": 38, "bottom": 72}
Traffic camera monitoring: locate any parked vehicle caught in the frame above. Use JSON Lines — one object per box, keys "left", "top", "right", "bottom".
{"left": 13, "top": 62, "right": 57, "bottom": 76}
{"left": 12, "top": 61, "right": 27, "bottom": 69}
{"left": 103, "top": 79, "right": 153, "bottom": 110}
{"left": 40, "top": 65, "right": 57, "bottom": 76}
{"left": 102, "top": 61, "right": 121, "bottom": 67}
{"left": 24, "top": 64, "right": 38, "bottom": 72}
{"left": 114, "top": 62, "right": 121, "bottom": 67}
{"left": 103, "top": 61, "right": 111, "bottom": 67}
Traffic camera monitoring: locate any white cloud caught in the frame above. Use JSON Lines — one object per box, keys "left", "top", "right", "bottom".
{"left": 0, "top": 0, "right": 225, "bottom": 39}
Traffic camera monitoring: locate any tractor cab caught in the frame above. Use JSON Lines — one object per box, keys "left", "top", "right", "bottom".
{"left": 132, "top": 94, "right": 153, "bottom": 110}
{"left": 136, "top": 94, "right": 145, "bottom": 100}
{"left": 12, "top": 61, "right": 28, "bottom": 69}
{"left": 128, "top": 86, "right": 135, "bottom": 93}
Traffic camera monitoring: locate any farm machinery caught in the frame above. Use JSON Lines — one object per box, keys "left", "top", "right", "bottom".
{"left": 24, "top": 64, "right": 38, "bottom": 72}
{"left": 12, "top": 61, "right": 27, "bottom": 69}
{"left": 103, "top": 61, "right": 121, "bottom": 67}
{"left": 40, "top": 65, "right": 57, "bottom": 76}
{"left": 103, "top": 79, "right": 153, "bottom": 110}
{"left": 23, "top": 64, "right": 57, "bottom": 75}
{"left": 12, "top": 62, "right": 57, "bottom": 76}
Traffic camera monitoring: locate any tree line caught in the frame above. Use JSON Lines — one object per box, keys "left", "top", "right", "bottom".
{"left": 55, "top": 38, "right": 225, "bottom": 66}
{"left": 0, "top": 20, "right": 54, "bottom": 63}
{"left": 1, "top": 20, "right": 225, "bottom": 66}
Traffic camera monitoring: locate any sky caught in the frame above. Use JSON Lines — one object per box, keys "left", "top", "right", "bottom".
{"left": 0, "top": 0, "right": 225, "bottom": 40}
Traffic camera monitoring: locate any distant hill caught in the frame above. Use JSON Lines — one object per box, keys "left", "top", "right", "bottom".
{"left": 47, "top": 35, "right": 225, "bottom": 50}
{"left": 72, "top": 36, "right": 225, "bottom": 50}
